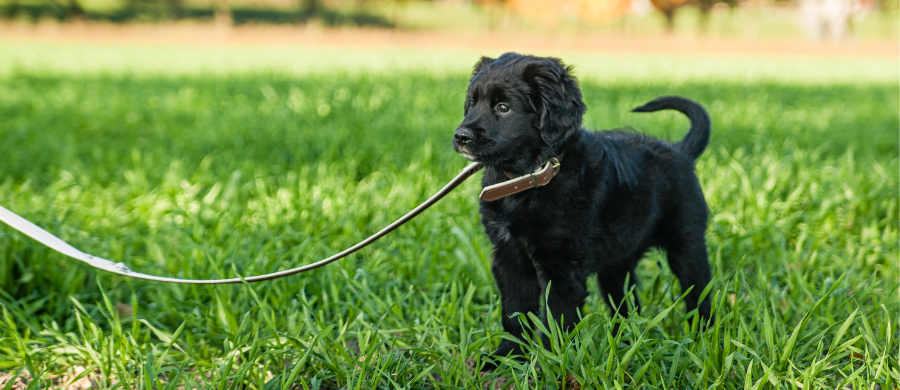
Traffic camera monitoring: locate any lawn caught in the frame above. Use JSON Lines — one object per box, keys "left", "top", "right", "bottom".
{"left": 0, "top": 43, "right": 897, "bottom": 389}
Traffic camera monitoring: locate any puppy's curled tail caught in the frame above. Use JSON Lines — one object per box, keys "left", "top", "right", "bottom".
{"left": 632, "top": 96, "right": 711, "bottom": 160}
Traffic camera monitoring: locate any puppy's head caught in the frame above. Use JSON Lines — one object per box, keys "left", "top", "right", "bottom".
{"left": 453, "top": 53, "right": 586, "bottom": 174}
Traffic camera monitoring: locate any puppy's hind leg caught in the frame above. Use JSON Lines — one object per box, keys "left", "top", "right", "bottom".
{"left": 483, "top": 242, "right": 541, "bottom": 371}
{"left": 663, "top": 226, "right": 714, "bottom": 326}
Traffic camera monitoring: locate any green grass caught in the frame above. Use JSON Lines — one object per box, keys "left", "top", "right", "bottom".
{"left": 0, "top": 43, "right": 897, "bottom": 388}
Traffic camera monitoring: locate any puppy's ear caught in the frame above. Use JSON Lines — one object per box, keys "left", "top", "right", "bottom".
{"left": 523, "top": 58, "right": 587, "bottom": 146}
{"left": 471, "top": 56, "right": 495, "bottom": 79}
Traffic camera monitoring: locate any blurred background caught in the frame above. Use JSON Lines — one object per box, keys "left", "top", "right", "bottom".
{"left": 0, "top": 0, "right": 897, "bottom": 51}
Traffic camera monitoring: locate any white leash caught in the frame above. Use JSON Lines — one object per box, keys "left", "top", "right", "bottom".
{"left": 0, "top": 162, "right": 483, "bottom": 284}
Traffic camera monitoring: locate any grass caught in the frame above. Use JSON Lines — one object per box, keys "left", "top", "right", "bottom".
{"left": 0, "top": 43, "right": 897, "bottom": 388}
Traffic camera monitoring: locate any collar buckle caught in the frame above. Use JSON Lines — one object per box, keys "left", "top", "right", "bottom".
{"left": 532, "top": 157, "right": 560, "bottom": 187}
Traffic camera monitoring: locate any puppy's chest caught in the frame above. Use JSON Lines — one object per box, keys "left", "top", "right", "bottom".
{"left": 483, "top": 193, "right": 585, "bottom": 244}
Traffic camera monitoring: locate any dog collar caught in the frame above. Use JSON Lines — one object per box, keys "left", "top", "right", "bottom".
{"left": 479, "top": 156, "right": 562, "bottom": 201}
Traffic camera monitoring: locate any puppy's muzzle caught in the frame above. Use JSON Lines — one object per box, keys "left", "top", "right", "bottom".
{"left": 454, "top": 128, "right": 474, "bottom": 145}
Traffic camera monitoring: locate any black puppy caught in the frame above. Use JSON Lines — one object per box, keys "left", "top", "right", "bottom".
{"left": 452, "top": 53, "right": 714, "bottom": 368}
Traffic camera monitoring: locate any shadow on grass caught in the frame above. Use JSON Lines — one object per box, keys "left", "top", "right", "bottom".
{"left": 1, "top": 3, "right": 394, "bottom": 27}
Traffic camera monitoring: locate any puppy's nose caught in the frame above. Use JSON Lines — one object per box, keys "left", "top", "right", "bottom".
{"left": 454, "top": 128, "right": 474, "bottom": 144}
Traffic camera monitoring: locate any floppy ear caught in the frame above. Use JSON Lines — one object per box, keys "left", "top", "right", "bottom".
{"left": 523, "top": 57, "right": 587, "bottom": 146}
{"left": 471, "top": 56, "right": 495, "bottom": 79}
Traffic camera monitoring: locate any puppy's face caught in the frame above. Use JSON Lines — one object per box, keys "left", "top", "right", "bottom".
{"left": 453, "top": 53, "right": 587, "bottom": 175}
{"left": 453, "top": 67, "right": 543, "bottom": 173}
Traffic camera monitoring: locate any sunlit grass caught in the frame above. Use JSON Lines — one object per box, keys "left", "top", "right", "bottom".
{"left": 0, "top": 46, "right": 897, "bottom": 388}
{"left": 2, "top": 41, "right": 898, "bottom": 84}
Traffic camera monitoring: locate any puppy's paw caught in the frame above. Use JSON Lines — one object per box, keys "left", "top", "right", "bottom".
{"left": 478, "top": 355, "right": 499, "bottom": 373}
{"left": 699, "top": 314, "right": 716, "bottom": 331}
{"left": 465, "top": 355, "right": 501, "bottom": 373}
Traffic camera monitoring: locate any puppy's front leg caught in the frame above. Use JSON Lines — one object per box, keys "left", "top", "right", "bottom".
{"left": 532, "top": 250, "right": 589, "bottom": 342}
{"left": 486, "top": 241, "right": 541, "bottom": 367}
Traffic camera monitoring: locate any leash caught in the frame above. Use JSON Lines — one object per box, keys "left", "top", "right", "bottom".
{"left": 0, "top": 162, "right": 483, "bottom": 284}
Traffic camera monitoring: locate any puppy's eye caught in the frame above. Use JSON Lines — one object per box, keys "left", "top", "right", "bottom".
{"left": 496, "top": 103, "right": 510, "bottom": 113}
{"left": 469, "top": 99, "right": 475, "bottom": 107}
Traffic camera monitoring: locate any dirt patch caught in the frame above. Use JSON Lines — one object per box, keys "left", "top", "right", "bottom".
{"left": 0, "top": 366, "right": 101, "bottom": 390}
{"left": 1, "top": 21, "right": 896, "bottom": 59}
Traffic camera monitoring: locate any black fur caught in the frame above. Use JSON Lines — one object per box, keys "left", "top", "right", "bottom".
{"left": 452, "top": 53, "right": 714, "bottom": 370}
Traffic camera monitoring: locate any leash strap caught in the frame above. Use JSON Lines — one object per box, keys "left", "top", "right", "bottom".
{"left": 0, "top": 163, "right": 483, "bottom": 284}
